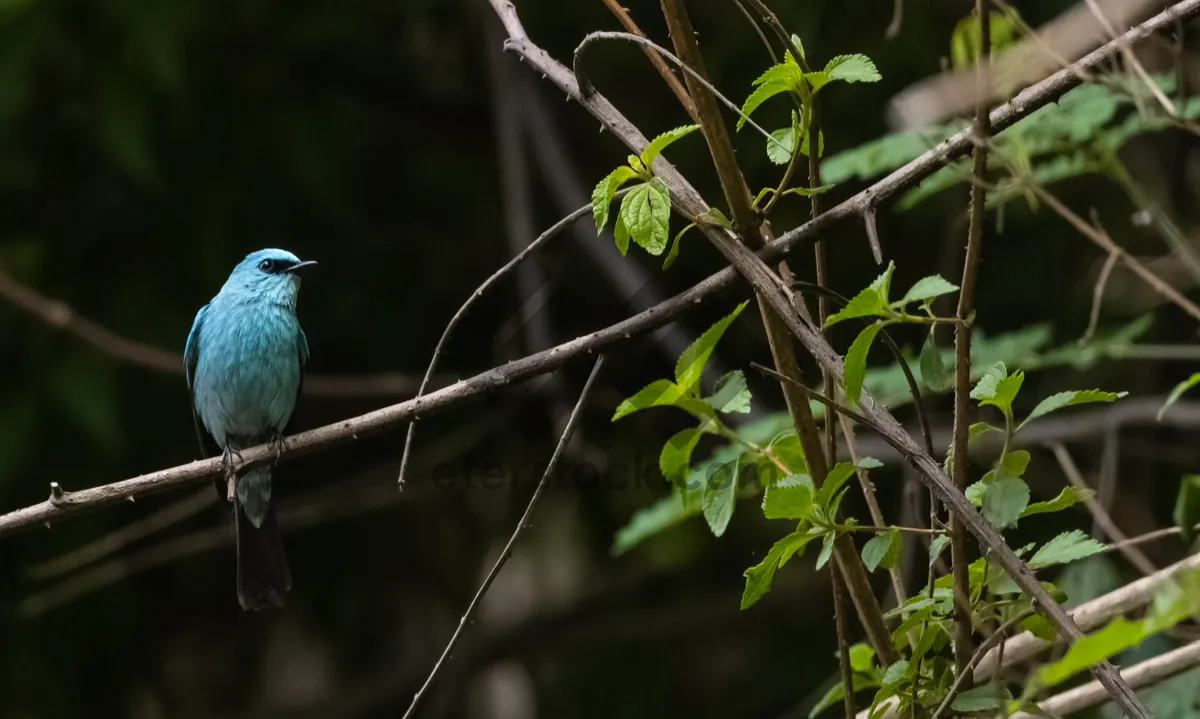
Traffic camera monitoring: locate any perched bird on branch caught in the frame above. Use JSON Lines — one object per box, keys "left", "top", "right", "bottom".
{"left": 184, "top": 249, "right": 316, "bottom": 610}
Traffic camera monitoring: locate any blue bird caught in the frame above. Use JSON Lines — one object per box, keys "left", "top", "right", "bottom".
{"left": 185, "top": 249, "right": 316, "bottom": 610}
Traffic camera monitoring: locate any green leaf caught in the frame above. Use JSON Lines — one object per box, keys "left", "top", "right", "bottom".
{"left": 741, "top": 530, "right": 816, "bottom": 609}
{"left": 640, "top": 124, "right": 700, "bottom": 168}
{"left": 763, "top": 474, "right": 815, "bottom": 520}
{"left": 702, "top": 459, "right": 739, "bottom": 537}
{"left": 817, "top": 463, "right": 857, "bottom": 508}
{"left": 981, "top": 477, "right": 1029, "bottom": 529}
{"left": 895, "top": 275, "right": 959, "bottom": 307}
{"left": 970, "top": 361, "right": 1008, "bottom": 401}
{"left": 705, "top": 370, "right": 752, "bottom": 414}
{"left": 1036, "top": 617, "right": 1145, "bottom": 688}
{"left": 799, "top": 129, "right": 825, "bottom": 158}
{"left": 1020, "top": 389, "right": 1127, "bottom": 430}
{"left": 919, "top": 333, "right": 953, "bottom": 392}
{"left": 816, "top": 530, "right": 837, "bottom": 570}
{"left": 660, "top": 428, "right": 702, "bottom": 487}
{"left": 787, "top": 34, "right": 806, "bottom": 62}
{"left": 782, "top": 183, "right": 836, "bottom": 198}
{"left": 612, "top": 492, "right": 691, "bottom": 555}
{"left": 1029, "top": 529, "right": 1106, "bottom": 569}
{"left": 662, "top": 222, "right": 695, "bottom": 270}
{"left": 849, "top": 643, "right": 875, "bottom": 673}
{"left": 856, "top": 457, "right": 884, "bottom": 469}
{"left": 696, "top": 207, "right": 732, "bottom": 229}
{"left": 1159, "top": 373, "right": 1200, "bottom": 420}
{"left": 1173, "top": 475, "right": 1200, "bottom": 545}
{"left": 969, "top": 421, "right": 1001, "bottom": 444}
{"left": 862, "top": 529, "right": 902, "bottom": 572}
{"left": 613, "top": 212, "right": 631, "bottom": 256}
{"left": 591, "top": 166, "right": 638, "bottom": 233}
{"left": 612, "top": 379, "right": 685, "bottom": 421}
{"left": 928, "top": 535, "right": 951, "bottom": 567}
{"left": 844, "top": 323, "right": 883, "bottom": 404}
{"left": 1022, "top": 486, "right": 1095, "bottom": 517}
{"left": 766, "top": 124, "right": 797, "bottom": 165}
{"left": 868, "top": 261, "right": 896, "bottom": 304}
{"left": 965, "top": 481, "right": 986, "bottom": 505}
{"left": 825, "top": 288, "right": 887, "bottom": 327}
{"left": 822, "top": 54, "right": 881, "bottom": 85}
{"left": 881, "top": 660, "right": 909, "bottom": 687}
{"left": 984, "top": 450, "right": 1030, "bottom": 483}
{"left": 619, "top": 178, "right": 671, "bottom": 255}
{"left": 952, "top": 683, "right": 1012, "bottom": 712}
{"left": 738, "top": 63, "right": 804, "bottom": 130}
{"left": 675, "top": 301, "right": 749, "bottom": 391}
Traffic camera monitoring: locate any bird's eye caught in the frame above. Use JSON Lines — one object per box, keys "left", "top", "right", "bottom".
{"left": 258, "top": 259, "right": 275, "bottom": 272}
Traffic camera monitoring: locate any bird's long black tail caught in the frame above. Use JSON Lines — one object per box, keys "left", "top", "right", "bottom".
{"left": 235, "top": 500, "right": 292, "bottom": 611}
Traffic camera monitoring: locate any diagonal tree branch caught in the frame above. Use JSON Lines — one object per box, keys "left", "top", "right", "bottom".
{"left": 1, "top": 0, "right": 1195, "bottom": 597}
{"left": 486, "top": 1, "right": 1166, "bottom": 714}
{"left": 0, "top": 268, "right": 432, "bottom": 399}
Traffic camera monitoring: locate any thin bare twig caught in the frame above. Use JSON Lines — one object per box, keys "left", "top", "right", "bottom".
{"left": 1081, "top": 248, "right": 1120, "bottom": 344}
{"left": 948, "top": 0, "right": 992, "bottom": 681}
{"left": 397, "top": 198, "right": 610, "bottom": 486}
{"left": 1048, "top": 442, "right": 1157, "bottom": 575}
{"left": 400, "top": 355, "right": 604, "bottom": 719}
{"left": 833, "top": 570, "right": 858, "bottom": 719}
{"left": 0, "top": 270, "right": 428, "bottom": 399}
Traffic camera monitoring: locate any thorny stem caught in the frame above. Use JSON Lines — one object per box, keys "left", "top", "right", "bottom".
{"left": 657, "top": 0, "right": 896, "bottom": 666}
{"left": 598, "top": 0, "right": 699, "bottom": 124}
{"left": 948, "top": 0, "right": 991, "bottom": 683}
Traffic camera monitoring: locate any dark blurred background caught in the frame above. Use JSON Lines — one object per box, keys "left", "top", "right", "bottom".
{"left": 3, "top": 0, "right": 1200, "bottom": 717}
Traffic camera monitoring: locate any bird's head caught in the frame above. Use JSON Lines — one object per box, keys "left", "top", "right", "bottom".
{"left": 221, "top": 249, "right": 317, "bottom": 308}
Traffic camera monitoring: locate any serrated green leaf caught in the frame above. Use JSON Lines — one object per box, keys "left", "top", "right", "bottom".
{"left": 856, "top": 457, "right": 883, "bottom": 469}
{"left": 613, "top": 212, "right": 631, "bottom": 256}
{"left": 612, "top": 491, "right": 691, "bottom": 555}
{"left": 660, "top": 428, "right": 702, "bottom": 487}
{"left": 1029, "top": 529, "right": 1106, "bottom": 569}
{"left": 662, "top": 222, "right": 694, "bottom": 270}
{"left": 816, "top": 530, "right": 837, "bottom": 569}
{"left": 823, "top": 54, "right": 881, "bottom": 84}
{"left": 1160, "top": 373, "right": 1200, "bottom": 420}
{"left": 612, "top": 379, "right": 685, "bottom": 421}
{"left": 763, "top": 474, "right": 815, "bottom": 519}
{"left": 919, "top": 333, "right": 953, "bottom": 392}
{"left": 896, "top": 275, "right": 959, "bottom": 307}
{"left": 844, "top": 323, "right": 882, "bottom": 404}
{"left": 862, "top": 529, "right": 902, "bottom": 572}
{"left": 965, "top": 481, "right": 986, "bottom": 505}
{"left": 696, "top": 207, "right": 732, "bottom": 229}
{"left": 768, "top": 431, "right": 807, "bottom": 475}
{"left": 675, "top": 301, "right": 749, "bottom": 391}
{"left": 929, "top": 535, "right": 951, "bottom": 567}
{"left": 804, "top": 70, "right": 831, "bottom": 92}
{"left": 982, "top": 477, "right": 1029, "bottom": 529}
{"left": 782, "top": 183, "right": 836, "bottom": 198}
{"left": 1022, "top": 486, "right": 1095, "bottom": 517}
{"left": 767, "top": 124, "right": 796, "bottom": 164}
{"left": 869, "top": 261, "right": 895, "bottom": 304}
{"left": 702, "top": 459, "right": 739, "bottom": 537}
{"left": 825, "top": 288, "right": 887, "bottom": 327}
{"left": 799, "top": 128, "right": 824, "bottom": 158}
{"left": 817, "top": 462, "right": 857, "bottom": 508}
{"left": 1036, "top": 617, "right": 1145, "bottom": 688}
{"left": 849, "top": 643, "right": 875, "bottom": 673}
{"left": 1173, "top": 475, "right": 1200, "bottom": 545}
{"left": 591, "top": 166, "right": 638, "bottom": 233}
{"left": 970, "top": 361, "right": 1008, "bottom": 401}
{"left": 738, "top": 63, "right": 803, "bottom": 130}
{"left": 787, "top": 33, "right": 805, "bottom": 62}
{"left": 952, "top": 683, "right": 1012, "bottom": 712}
{"left": 983, "top": 450, "right": 1030, "bottom": 483}
{"left": 741, "top": 530, "right": 817, "bottom": 609}
{"left": 704, "top": 370, "right": 752, "bottom": 414}
{"left": 1020, "top": 389, "right": 1127, "bottom": 430}
{"left": 640, "top": 124, "right": 700, "bottom": 168}
{"left": 619, "top": 179, "right": 671, "bottom": 255}
{"left": 881, "top": 659, "right": 909, "bottom": 687}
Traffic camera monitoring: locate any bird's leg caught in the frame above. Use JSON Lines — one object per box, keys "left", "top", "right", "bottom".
{"left": 222, "top": 446, "right": 245, "bottom": 503}
{"left": 269, "top": 432, "right": 288, "bottom": 466}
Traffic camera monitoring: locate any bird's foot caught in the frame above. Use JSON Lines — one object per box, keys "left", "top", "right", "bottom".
{"left": 269, "top": 433, "right": 288, "bottom": 466}
{"left": 222, "top": 447, "right": 245, "bottom": 503}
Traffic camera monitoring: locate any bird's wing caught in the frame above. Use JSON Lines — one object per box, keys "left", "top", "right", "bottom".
{"left": 294, "top": 325, "right": 309, "bottom": 413}
{"left": 185, "top": 303, "right": 219, "bottom": 459}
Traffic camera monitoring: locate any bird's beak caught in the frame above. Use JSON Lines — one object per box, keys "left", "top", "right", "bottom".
{"left": 284, "top": 260, "right": 318, "bottom": 275}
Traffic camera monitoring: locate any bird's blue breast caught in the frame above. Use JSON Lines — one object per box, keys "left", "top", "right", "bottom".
{"left": 193, "top": 299, "right": 303, "bottom": 448}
